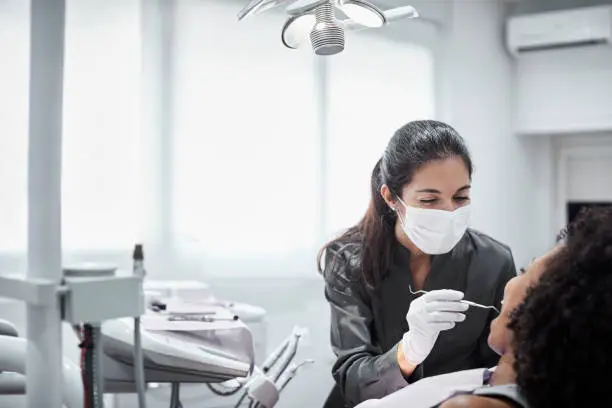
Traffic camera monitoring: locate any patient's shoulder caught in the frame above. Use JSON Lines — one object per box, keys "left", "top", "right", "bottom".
{"left": 439, "top": 395, "right": 514, "bottom": 408}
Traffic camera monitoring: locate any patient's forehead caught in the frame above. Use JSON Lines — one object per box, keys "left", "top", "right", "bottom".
{"left": 525, "top": 244, "right": 563, "bottom": 281}
{"left": 506, "top": 244, "right": 564, "bottom": 301}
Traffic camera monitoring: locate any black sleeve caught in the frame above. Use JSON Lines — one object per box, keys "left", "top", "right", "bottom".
{"left": 323, "top": 249, "right": 416, "bottom": 406}
{"left": 476, "top": 254, "right": 517, "bottom": 367}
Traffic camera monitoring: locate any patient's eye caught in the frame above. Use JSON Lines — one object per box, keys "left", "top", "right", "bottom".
{"left": 518, "top": 258, "right": 536, "bottom": 276}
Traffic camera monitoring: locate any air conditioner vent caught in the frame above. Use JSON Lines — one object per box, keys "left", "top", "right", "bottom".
{"left": 516, "top": 38, "right": 609, "bottom": 53}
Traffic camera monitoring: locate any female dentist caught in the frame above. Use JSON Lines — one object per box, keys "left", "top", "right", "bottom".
{"left": 318, "top": 120, "right": 516, "bottom": 408}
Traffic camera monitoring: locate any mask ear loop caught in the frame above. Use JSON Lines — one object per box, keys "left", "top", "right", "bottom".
{"left": 395, "top": 195, "right": 408, "bottom": 210}
{"left": 393, "top": 195, "right": 408, "bottom": 227}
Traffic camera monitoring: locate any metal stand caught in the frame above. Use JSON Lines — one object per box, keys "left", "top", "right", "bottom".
{"left": 26, "top": 1, "right": 66, "bottom": 406}
{"left": 0, "top": 3, "right": 144, "bottom": 407}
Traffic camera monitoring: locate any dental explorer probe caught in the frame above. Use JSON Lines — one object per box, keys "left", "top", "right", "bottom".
{"left": 409, "top": 286, "right": 500, "bottom": 314}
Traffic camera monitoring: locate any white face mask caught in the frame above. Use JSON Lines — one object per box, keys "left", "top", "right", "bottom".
{"left": 397, "top": 199, "right": 471, "bottom": 255}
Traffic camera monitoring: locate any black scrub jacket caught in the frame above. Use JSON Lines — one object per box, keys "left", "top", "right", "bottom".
{"left": 323, "top": 229, "right": 516, "bottom": 407}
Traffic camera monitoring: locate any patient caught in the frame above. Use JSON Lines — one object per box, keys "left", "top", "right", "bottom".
{"left": 439, "top": 206, "right": 612, "bottom": 408}
{"left": 356, "top": 245, "right": 560, "bottom": 408}
{"left": 356, "top": 208, "right": 604, "bottom": 408}
{"left": 355, "top": 245, "right": 555, "bottom": 408}
{"left": 470, "top": 243, "right": 563, "bottom": 389}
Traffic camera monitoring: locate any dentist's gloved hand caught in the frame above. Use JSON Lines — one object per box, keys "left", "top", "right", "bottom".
{"left": 401, "top": 289, "right": 468, "bottom": 366}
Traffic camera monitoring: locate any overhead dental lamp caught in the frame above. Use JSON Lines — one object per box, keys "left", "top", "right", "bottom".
{"left": 237, "top": 0, "right": 419, "bottom": 56}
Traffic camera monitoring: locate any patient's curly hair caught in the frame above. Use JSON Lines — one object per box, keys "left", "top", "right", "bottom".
{"left": 509, "top": 206, "right": 612, "bottom": 408}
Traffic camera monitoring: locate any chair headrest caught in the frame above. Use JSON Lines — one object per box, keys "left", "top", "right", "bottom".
{"left": 0, "top": 319, "right": 19, "bottom": 337}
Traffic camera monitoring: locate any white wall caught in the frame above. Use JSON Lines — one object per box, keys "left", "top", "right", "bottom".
{"left": 511, "top": 0, "right": 611, "bottom": 15}
{"left": 433, "top": 0, "right": 533, "bottom": 268}
{"left": 513, "top": 132, "right": 612, "bottom": 255}
{"left": 510, "top": 4, "right": 612, "bottom": 252}
{"left": 515, "top": 46, "right": 612, "bottom": 135}
{"left": 338, "top": 0, "right": 550, "bottom": 268}
{"left": 429, "top": 0, "right": 612, "bottom": 266}
{"left": 553, "top": 132, "right": 612, "bottom": 229}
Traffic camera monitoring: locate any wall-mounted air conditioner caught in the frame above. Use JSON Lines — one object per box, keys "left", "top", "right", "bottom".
{"left": 506, "top": 5, "right": 612, "bottom": 56}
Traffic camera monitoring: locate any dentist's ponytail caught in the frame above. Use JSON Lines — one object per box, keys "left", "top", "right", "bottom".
{"left": 317, "top": 120, "right": 473, "bottom": 287}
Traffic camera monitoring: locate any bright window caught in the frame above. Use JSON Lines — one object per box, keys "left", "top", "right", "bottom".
{"left": 62, "top": 0, "right": 143, "bottom": 251}
{"left": 0, "top": 0, "right": 436, "bottom": 277}
{"left": 172, "top": 0, "right": 319, "bottom": 260}
{"left": 0, "top": 1, "right": 30, "bottom": 252}
{"left": 325, "top": 32, "right": 435, "bottom": 236}
{"left": 0, "top": 0, "right": 143, "bottom": 255}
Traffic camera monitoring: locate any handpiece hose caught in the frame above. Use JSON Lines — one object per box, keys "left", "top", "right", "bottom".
{"left": 133, "top": 244, "right": 148, "bottom": 408}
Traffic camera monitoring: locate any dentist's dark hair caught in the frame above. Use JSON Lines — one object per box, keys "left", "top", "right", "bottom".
{"left": 317, "top": 120, "right": 473, "bottom": 287}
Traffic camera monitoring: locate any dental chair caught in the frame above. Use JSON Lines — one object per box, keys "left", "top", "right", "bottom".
{"left": 103, "top": 284, "right": 312, "bottom": 407}
{"left": 0, "top": 282, "right": 312, "bottom": 408}
{"left": 0, "top": 319, "right": 26, "bottom": 395}
{"left": 143, "top": 280, "right": 268, "bottom": 365}
{"left": 0, "top": 319, "right": 18, "bottom": 337}
{"left": 102, "top": 295, "right": 255, "bottom": 390}
{"left": 0, "top": 319, "right": 83, "bottom": 407}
